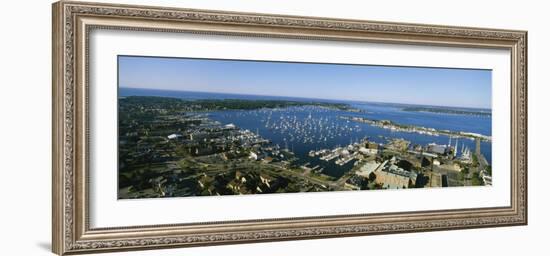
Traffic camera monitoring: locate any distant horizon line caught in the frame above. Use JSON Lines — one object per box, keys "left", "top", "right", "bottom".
{"left": 119, "top": 86, "right": 492, "bottom": 110}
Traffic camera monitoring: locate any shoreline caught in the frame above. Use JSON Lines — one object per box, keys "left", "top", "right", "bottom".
{"left": 339, "top": 116, "right": 492, "bottom": 142}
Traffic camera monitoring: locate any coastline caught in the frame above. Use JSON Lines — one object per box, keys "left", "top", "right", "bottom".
{"left": 339, "top": 116, "right": 492, "bottom": 142}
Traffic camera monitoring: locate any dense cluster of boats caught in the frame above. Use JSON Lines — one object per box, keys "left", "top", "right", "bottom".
{"left": 261, "top": 106, "right": 362, "bottom": 145}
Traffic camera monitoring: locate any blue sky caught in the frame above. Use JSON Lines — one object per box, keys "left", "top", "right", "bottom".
{"left": 119, "top": 56, "right": 492, "bottom": 109}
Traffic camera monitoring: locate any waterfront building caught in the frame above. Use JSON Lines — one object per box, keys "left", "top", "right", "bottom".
{"left": 359, "top": 147, "right": 378, "bottom": 155}
{"left": 356, "top": 160, "right": 385, "bottom": 177}
{"left": 375, "top": 170, "right": 409, "bottom": 189}
{"left": 375, "top": 163, "right": 417, "bottom": 189}
{"left": 427, "top": 143, "right": 447, "bottom": 155}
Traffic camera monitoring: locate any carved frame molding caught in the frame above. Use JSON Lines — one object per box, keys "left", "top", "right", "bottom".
{"left": 52, "top": 1, "right": 527, "bottom": 255}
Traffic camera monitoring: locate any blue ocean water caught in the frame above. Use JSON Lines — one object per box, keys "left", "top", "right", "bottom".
{"left": 120, "top": 87, "right": 492, "bottom": 177}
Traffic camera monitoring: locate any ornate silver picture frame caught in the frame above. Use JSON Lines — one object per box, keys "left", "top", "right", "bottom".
{"left": 52, "top": 1, "right": 527, "bottom": 255}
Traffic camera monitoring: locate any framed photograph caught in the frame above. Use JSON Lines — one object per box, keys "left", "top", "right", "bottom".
{"left": 52, "top": 1, "right": 527, "bottom": 255}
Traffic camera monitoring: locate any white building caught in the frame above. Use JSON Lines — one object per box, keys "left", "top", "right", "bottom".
{"left": 167, "top": 134, "right": 182, "bottom": 140}
{"left": 359, "top": 147, "right": 378, "bottom": 155}
{"left": 427, "top": 143, "right": 447, "bottom": 155}
{"left": 356, "top": 160, "right": 385, "bottom": 177}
